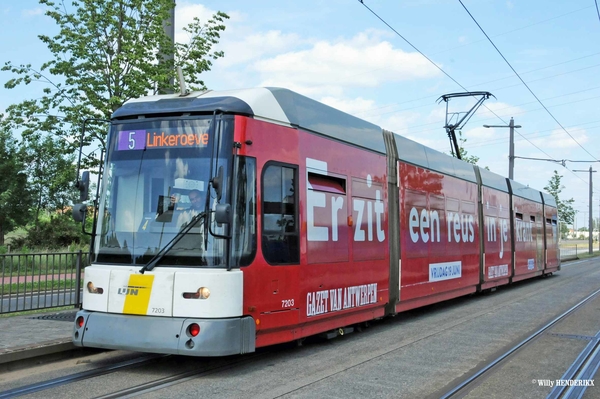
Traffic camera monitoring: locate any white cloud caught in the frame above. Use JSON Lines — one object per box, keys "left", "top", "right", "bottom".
{"left": 319, "top": 96, "right": 376, "bottom": 116}
{"left": 463, "top": 126, "right": 496, "bottom": 140}
{"left": 252, "top": 31, "right": 441, "bottom": 97}
{"left": 217, "top": 30, "right": 303, "bottom": 68}
{"left": 175, "top": 2, "right": 217, "bottom": 37}
{"left": 22, "top": 8, "right": 43, "bottom": 17}
{"left": 529, "top": 127, "right": 589, "bottom": 149}
{"left": 174, "top": 3, "right": 245, "bottom": 47}
{"left": 175, "top": 3, "right": 301, "bottom": 71}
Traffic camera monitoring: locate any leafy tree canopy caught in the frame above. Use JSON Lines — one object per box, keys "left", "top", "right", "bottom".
{"left": 456, "top": 131, "right": 480, "bottom": 165}
{"left": 0, "top": 125, "right": 34, "bottom": 245}
{"left": 544, "top": 170, "right": 575, "bottom": 226}
{"left": 454, "top": 131, "right": 489, "bottom": 170}
{"left": 2, "top": 0, "right": 229, "bottom": 163}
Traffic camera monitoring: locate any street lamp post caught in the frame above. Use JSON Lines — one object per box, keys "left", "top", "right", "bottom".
{"left": 483, "top": 117, "right": 521, "bottom": 180}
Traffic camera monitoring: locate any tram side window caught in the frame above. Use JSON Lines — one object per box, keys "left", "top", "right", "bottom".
{"left": 262, "top": 163, "right": 299, "bottom": 264}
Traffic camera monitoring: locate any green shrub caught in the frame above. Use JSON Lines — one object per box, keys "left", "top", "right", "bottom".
{"left": 21, "top": 214, "right": 90, "bottom": 250}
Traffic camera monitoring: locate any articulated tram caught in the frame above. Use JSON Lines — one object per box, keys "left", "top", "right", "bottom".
{"left": 72, "top": 87, "right": 559, "bottom": 356}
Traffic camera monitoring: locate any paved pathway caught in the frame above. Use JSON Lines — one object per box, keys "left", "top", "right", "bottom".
{"left": 1, "top": 273, "right": 83, "bottom": 285}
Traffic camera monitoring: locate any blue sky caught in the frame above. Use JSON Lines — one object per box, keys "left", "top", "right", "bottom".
{"left": 1, "top": 0, "right": 600, "bottom": 229}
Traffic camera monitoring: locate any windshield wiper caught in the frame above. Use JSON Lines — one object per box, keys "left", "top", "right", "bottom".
{"left": 139, "top": 211, "right": 206, "bottom": 274}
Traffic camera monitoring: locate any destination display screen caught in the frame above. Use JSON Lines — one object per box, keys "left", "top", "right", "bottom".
{"left": 117, "top": 128, "right": 210, "bottom": 151}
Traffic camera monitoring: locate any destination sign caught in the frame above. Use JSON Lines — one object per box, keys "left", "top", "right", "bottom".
{"left": 117, "top": 129, "right": 209, "bottom": 151}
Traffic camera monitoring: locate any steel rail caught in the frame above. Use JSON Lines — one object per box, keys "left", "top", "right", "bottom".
{"left": 440, "top": 286, "right": 600, "bottom": 399}
{"left": 549, "top": 328, "right": 600, "bottom": 399}
{"left": 96, "top": 352, "right": 265, "bottom": 399}
{"left": 0, "top": 354, "right": 166, "bottom": 398}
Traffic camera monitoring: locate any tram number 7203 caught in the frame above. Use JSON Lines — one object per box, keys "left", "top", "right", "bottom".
{"left": 281, "top": 299, "right": 295, "bottom": 308}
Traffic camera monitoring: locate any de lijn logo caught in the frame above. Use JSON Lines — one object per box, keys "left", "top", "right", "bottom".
{"left": 117, "top": 286, "right": 146, "bottom": 296}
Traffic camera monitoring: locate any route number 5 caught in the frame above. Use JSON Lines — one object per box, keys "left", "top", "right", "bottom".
{"left": 128, "top": 132, "right": 136, "bottom": 149}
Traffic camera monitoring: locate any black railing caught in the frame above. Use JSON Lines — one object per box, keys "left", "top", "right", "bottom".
{"left": 0, "top": 251, "right": 88, "bottom": 314}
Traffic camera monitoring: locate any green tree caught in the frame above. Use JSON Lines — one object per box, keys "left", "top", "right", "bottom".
{"left": 0, "top": 125, "right": 34, "bottom": 245}
{"left": 544, "top": 170, "right": 575, "bottom": 229}
{"left": 2, "top": 0, "right": 229, "bottom": 161}
{"left": 456, "top": 131, "right": 480, "bottom": 165}
{"left": 22, "top": 134, "right": 77, "bottom": 228}
{"left": 454, "top": 131, "right": 489, "bottom": 169}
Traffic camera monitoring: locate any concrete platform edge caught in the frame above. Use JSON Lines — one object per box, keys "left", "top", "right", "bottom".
{"left": 0, "top": 339, "right": 75, "bottom": 365}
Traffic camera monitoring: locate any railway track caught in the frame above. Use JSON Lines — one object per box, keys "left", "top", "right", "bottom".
{"left": 1, "top": 260, "right": 598, "bottom": 398}
{"left": 0, "top": 354, "right": 166, "bottom": 398}
{"left": 0, "top": 348, "right": 270, "bottom": 399}
{"left": 439, "top": 283, "right": 600, "bottom": 399}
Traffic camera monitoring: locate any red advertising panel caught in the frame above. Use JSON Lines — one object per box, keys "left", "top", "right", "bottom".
{"left": 399, "top": 162, "right": 480, "bottom": 306}
{"left": 481, "top": 187, "right": 512, "bottom": 288}
{"left": 239, "top": 116, "right": 389, "bottom": 345}
{"left": 544, "top": 204, "right": 560, "bottom": 271}
{"left": 512, "top": 196, "right": 544, "bottom": 281}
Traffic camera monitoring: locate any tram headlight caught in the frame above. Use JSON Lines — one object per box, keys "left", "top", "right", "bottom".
{"left": 183, "top": 287, "right": 210, "bottom": 299}
{"left": 198, "top": 287, "right": 210, "bottom": 299}
{"left": 86, "top": 281, "right": 103, "bottom": 294}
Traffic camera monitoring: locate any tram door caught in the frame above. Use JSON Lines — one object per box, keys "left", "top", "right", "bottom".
{"left": 234, "top": 116, "right": 302, "bottom": 339}
{"left": 258, "top": 161, "right": 301, "bottom": 331}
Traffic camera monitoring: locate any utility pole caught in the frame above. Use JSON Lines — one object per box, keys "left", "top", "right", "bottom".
{"left": 573, "top": 166, "right": 597, "bottom": 254}
{"left": 483, "top": 117, "right": 521, "bottom": 180}
{"left": 159, "top": 1, "right": 176, "bottom": 93}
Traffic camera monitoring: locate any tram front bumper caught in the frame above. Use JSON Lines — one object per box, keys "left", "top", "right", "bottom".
{"left": 72, "top": 310, "right": 255, "bottom": 356}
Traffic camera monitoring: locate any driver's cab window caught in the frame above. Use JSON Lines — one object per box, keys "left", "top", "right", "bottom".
{"left": 137, "top": 159, "right": 208, "bottom": 232}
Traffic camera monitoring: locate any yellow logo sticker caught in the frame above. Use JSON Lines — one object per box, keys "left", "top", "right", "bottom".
{"left": 122, "top": 274, "right": 155, "bottom": 315}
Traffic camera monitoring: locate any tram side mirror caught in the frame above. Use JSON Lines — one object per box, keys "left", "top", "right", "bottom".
{"left": 211, "top": 166, "right": 224, "bottom": 202}
{"left": 215, "top": 203, "right": 231, "bottom": 225}
{"left": 76, "top": 171, "right": 90, "bottom": 201}
{"left": 72, "top": 203, "right": 87, "bottom": 223}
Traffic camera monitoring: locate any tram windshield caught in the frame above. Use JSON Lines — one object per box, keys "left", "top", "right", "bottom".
{"left": 94, "top": 116, "right": 237, "bottom": 267}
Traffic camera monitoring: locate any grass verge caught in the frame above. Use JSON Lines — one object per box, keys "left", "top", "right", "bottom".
{"left": 0, "top": 305, "right": 77, "bottom": 318}
{"left": 0, "top": 279, "right": 82, "bottom": 295}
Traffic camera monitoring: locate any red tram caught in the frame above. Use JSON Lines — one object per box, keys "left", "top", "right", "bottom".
{"left": 72, "top": 87, "right": 560, "bottom": 356}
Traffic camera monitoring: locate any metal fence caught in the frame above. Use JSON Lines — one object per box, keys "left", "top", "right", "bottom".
{"left": 0, "top": 251, "right": 88, "bottom": 314}
{"left": 560, "top": 243, "right": 599, "bottom": 261}
{"left": 560, "top": 245, "right": 579, "bottom": 261}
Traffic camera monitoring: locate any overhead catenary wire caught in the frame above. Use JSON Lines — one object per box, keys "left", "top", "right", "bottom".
{"left": 383, "top": 86, "right": 600, "bottom": 138}
{"left": 356, "top": 0, "right": 595, "bottom": 190}
{"left": 349, "top": 5, "right": 598, "bottom": 118}
{"left": 356, "top": 1, "right": 558, "bottom": 163}
{"left": 358, "top": 53, "right": 600, "bottom": 119}
{"left": 457, "top": 0, "right": 599, "bottom": 162}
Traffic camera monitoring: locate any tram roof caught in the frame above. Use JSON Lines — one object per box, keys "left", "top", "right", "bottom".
{"left": 113, "top": 87, "right": 386, "bottom": 153}
{"left": 508, "top": 179, "right": 543, "bottom": 204}
{"left": 541, "top": 192, "right": 558, "bottom": 208}
{"left": 477, "top": 166, "right": 510, "bottom": 193}
{"left": 114, "top": 87, "right": 484, "bottom": 182}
